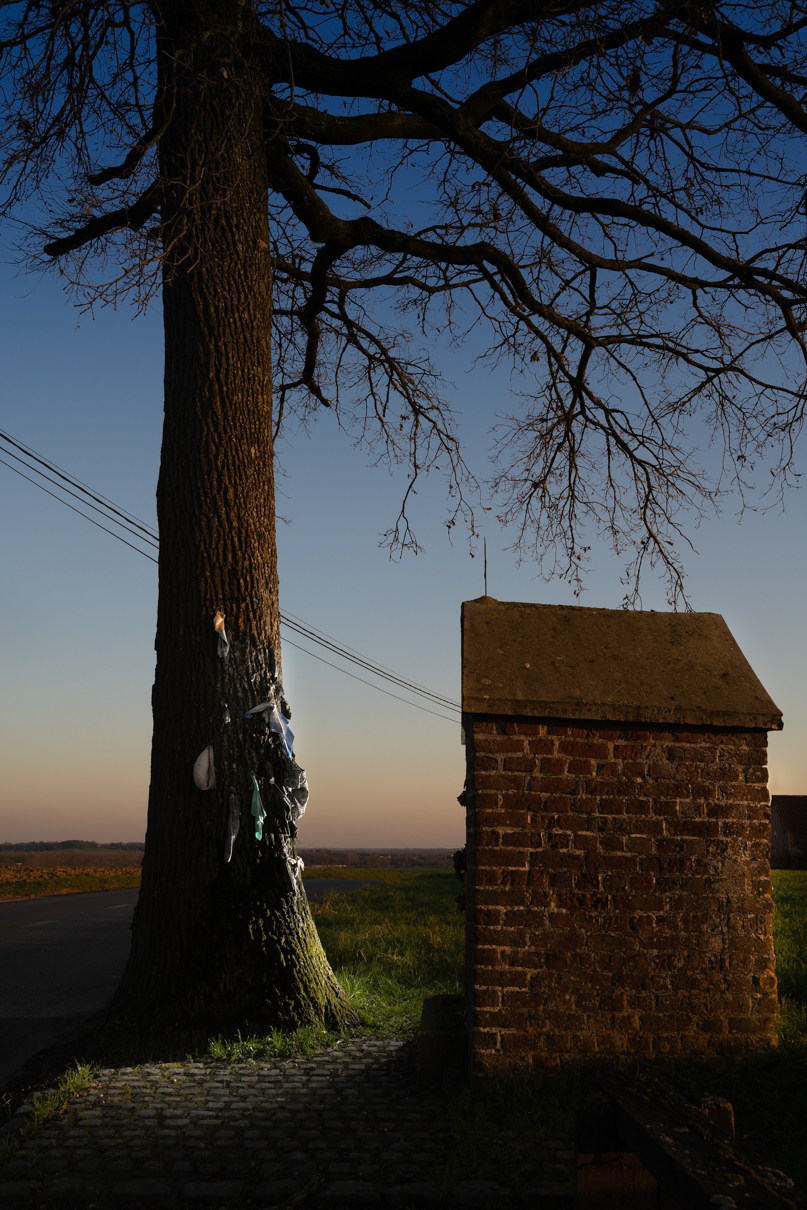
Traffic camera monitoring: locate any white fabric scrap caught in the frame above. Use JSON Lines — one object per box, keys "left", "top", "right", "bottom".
{"left": 193, "top": 745, "right": 216, "bottom": 791}
{"left": 225, "top": 791, "right": 240, "bottom": 863}
{"left": 213, "top": 610, "right": 229, "bottom": 658}
{"left": 243, "top": 699, "right": 295, "bottom": 759}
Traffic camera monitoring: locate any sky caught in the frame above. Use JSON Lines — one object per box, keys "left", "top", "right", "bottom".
{"left": 0, "top": 255, "right": 805, "bottom": 847}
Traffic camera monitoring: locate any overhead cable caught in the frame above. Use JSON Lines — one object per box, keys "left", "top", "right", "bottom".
{"left": 0, "top": 427, "right": 461, "bottom": 717}
{"left": 281, "top": 636, "right": 458, "bottom": 722}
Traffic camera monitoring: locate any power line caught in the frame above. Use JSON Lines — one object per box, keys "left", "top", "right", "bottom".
{"left": 0, "top": 426, "right": 158, "bottom": 540}
{"left": 282, "top": 606, "right": 441, "bottom": 690}
{"left": 0, "top": 427, "right": 461, "bottom": 718}
{"left": 0, "top": 441, "right": 159, "bottom": 549}
{"left": 281, "top": 636, "right": 458, "bottom": 722}
{"left": 280, "top": 615, "right": 460, "bottom": 710}
{"left": 0, "top": 455, "right": 160, "bottom": 563}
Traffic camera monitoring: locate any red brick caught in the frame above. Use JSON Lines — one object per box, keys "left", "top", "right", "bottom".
{"left": 475, "top": 773, "right": 526, "bottom": 791}
{"left": 559, "top": 740, "right": 611, "bottom": 759}
{"left": 468, "top": 714, "right": 775, "bottom": 1068}
{"left": 477, "top": 848, "right": 528, "bottom": 868}
{"left": 539, "top": 757, "right": 566, "bottom": 775}
{"left": 528, "top": 738, "right": 557, "bottom": 755}
{"left": 476, "top": 736, "right": 524, "bottom": 754}
{"left": 614, "top": 744, "right": 644, "bottom": 759}
{"left": 573, "top": 832, "right": 599, "bottom": 852}
{"left": 504, "top": 755, "right": 537, "bottom": 773}
{"left": 534, "top": 776, "right": 576, "bottom": 795}
{"left": 500, "top": 830, "right": 533, "bottom": 848}
{"left": 476, "top": 808, "right": 527, "bottom": 829}
{"left": 600, "top": 835, "right": 625, "bottom": 853}
{"left": 625, "top": 834, "right": 654, "bottom": 854}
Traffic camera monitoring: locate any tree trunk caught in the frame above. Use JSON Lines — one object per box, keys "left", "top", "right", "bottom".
{"left": 114, "top": 2, "right": 354, "bottom": 1031}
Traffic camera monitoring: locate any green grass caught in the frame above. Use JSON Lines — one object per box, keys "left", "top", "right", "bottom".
{"left": 311, "top": 869, "right": 464, "bottom": 1035}
{"left": 207, "top": 869, "right": 463, "bottom": 1062}
{"left": 302, "top": 866, "right": 448, "bottom": 882}
{"left": 0, "top": 1063, "right": 97, "bottom": 1167}
{"left": 771, "top": 870, "right": 807, "bottom": 1035}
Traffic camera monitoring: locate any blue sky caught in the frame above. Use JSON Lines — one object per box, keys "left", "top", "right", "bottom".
{"left": 1, "top": 257, "right": 805, "bottom": 846}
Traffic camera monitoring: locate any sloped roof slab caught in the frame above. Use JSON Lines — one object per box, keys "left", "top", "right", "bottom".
{"left": 461, "top": 598, "right": 782, "bottom": 730}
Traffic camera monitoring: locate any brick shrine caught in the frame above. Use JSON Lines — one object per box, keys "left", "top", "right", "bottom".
{"left": 460, "top": 599, "right": 783, "bottom": 1072}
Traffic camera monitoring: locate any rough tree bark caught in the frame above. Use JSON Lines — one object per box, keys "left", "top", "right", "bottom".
{"left": 114, "top": 2, "right": 353, "bottom": 1030}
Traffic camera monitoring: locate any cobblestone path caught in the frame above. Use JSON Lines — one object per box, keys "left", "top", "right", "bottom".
{"left": 0, "top": 1038, "right": 575, "bottom": 1209}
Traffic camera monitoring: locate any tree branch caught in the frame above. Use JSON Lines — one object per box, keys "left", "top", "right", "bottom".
{"left": 43, "top": 181, "right": 161, "bottom": 257}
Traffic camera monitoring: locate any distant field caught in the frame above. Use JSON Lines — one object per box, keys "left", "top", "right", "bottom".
{"left": 0, "top": 863, "right": 444, "bottom": 899}
{"left": 0, "top": 865, "right": 141, "bottom": 898}
{"left": 302, "top": 866, "right": 445, "bottom": 881}
{"left": 0, "top": 849, "right": 143, "bottom": 868}
{"left": 0, "top": 846, "right": 454, "bottom": 868}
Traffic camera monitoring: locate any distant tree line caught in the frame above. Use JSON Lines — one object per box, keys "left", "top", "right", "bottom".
{"left": 0, "top": 841, "right": 145, "bottom": 852}
{"left": 299, "top": 848, "right": 454, "bottom": 869}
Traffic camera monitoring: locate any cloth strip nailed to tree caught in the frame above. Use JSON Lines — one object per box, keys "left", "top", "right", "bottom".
{"left": 224, "top": 789, "right": 240, "bottom": 863}
{"left": 193, "top": 746, "right": 216, "bottom": 791}
{"left": 213, "top": 610, "right": 229, "bottom": 658}
{"left": 243, "top": 699, "right": 295, "bottom": 759}
{"left": 268, "top": 747, "right": 310, "bottom": 831}
{"left": 250, "top": 771, "right": 266, "bottom": 841}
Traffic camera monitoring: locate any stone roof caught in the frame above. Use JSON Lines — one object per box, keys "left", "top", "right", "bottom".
{"left": 461, "top": 598, "right": 782, "bottom": 729}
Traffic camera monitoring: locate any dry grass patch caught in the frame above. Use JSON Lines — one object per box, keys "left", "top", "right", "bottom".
{"left": 0, "top": 866, "right": 141, "bottom": 898}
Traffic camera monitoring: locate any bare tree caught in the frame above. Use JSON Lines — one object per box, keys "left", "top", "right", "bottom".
{"left": 2, "top": 0, "right": 806, "bottom": 1028}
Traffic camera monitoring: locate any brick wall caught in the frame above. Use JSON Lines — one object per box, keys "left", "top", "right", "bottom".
{"left": 465, "top": 717, "right": 777, "bottom": 1072}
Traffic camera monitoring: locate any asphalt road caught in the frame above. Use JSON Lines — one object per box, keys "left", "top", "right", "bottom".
{"left": 0, "top": 879, "right": 371, "bottom": 1092}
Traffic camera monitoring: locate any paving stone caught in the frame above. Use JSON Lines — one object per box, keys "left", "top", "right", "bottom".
{"left": 182, "top": 1179, "right": 244, "bottom": 1201}
{"left": 251, "top": 1177, "right": 303, "bottom": 1204}
{"left": 1, "top": 1158, "right": 32, "bottom": 1176}
{"left": 0, "top": 1035, "right": 576, "bottom": 1208}
{"left": 321, "top": 1179, "right": 382, "bottom": 1206}
{"left": 387, "top": 1181, "right": 443, "bottom": 1208}
{"left": 47, "top": 1177, "right": 103, "bottom": 1200}
{"left": 453, "top": 1180, "right": 511, "bottom": 1209}
{"left": 0, "top": 1183, "right": 36, "bottom": 1203}
{"left": 110, "top": 1178, "right": 173, "bottom": 1200}
{"left": 514, "top": 1187, "right": 574, "bottom": 1209}
{"left": 0, "top": 1117, "right": 26, "bottom": 1135}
